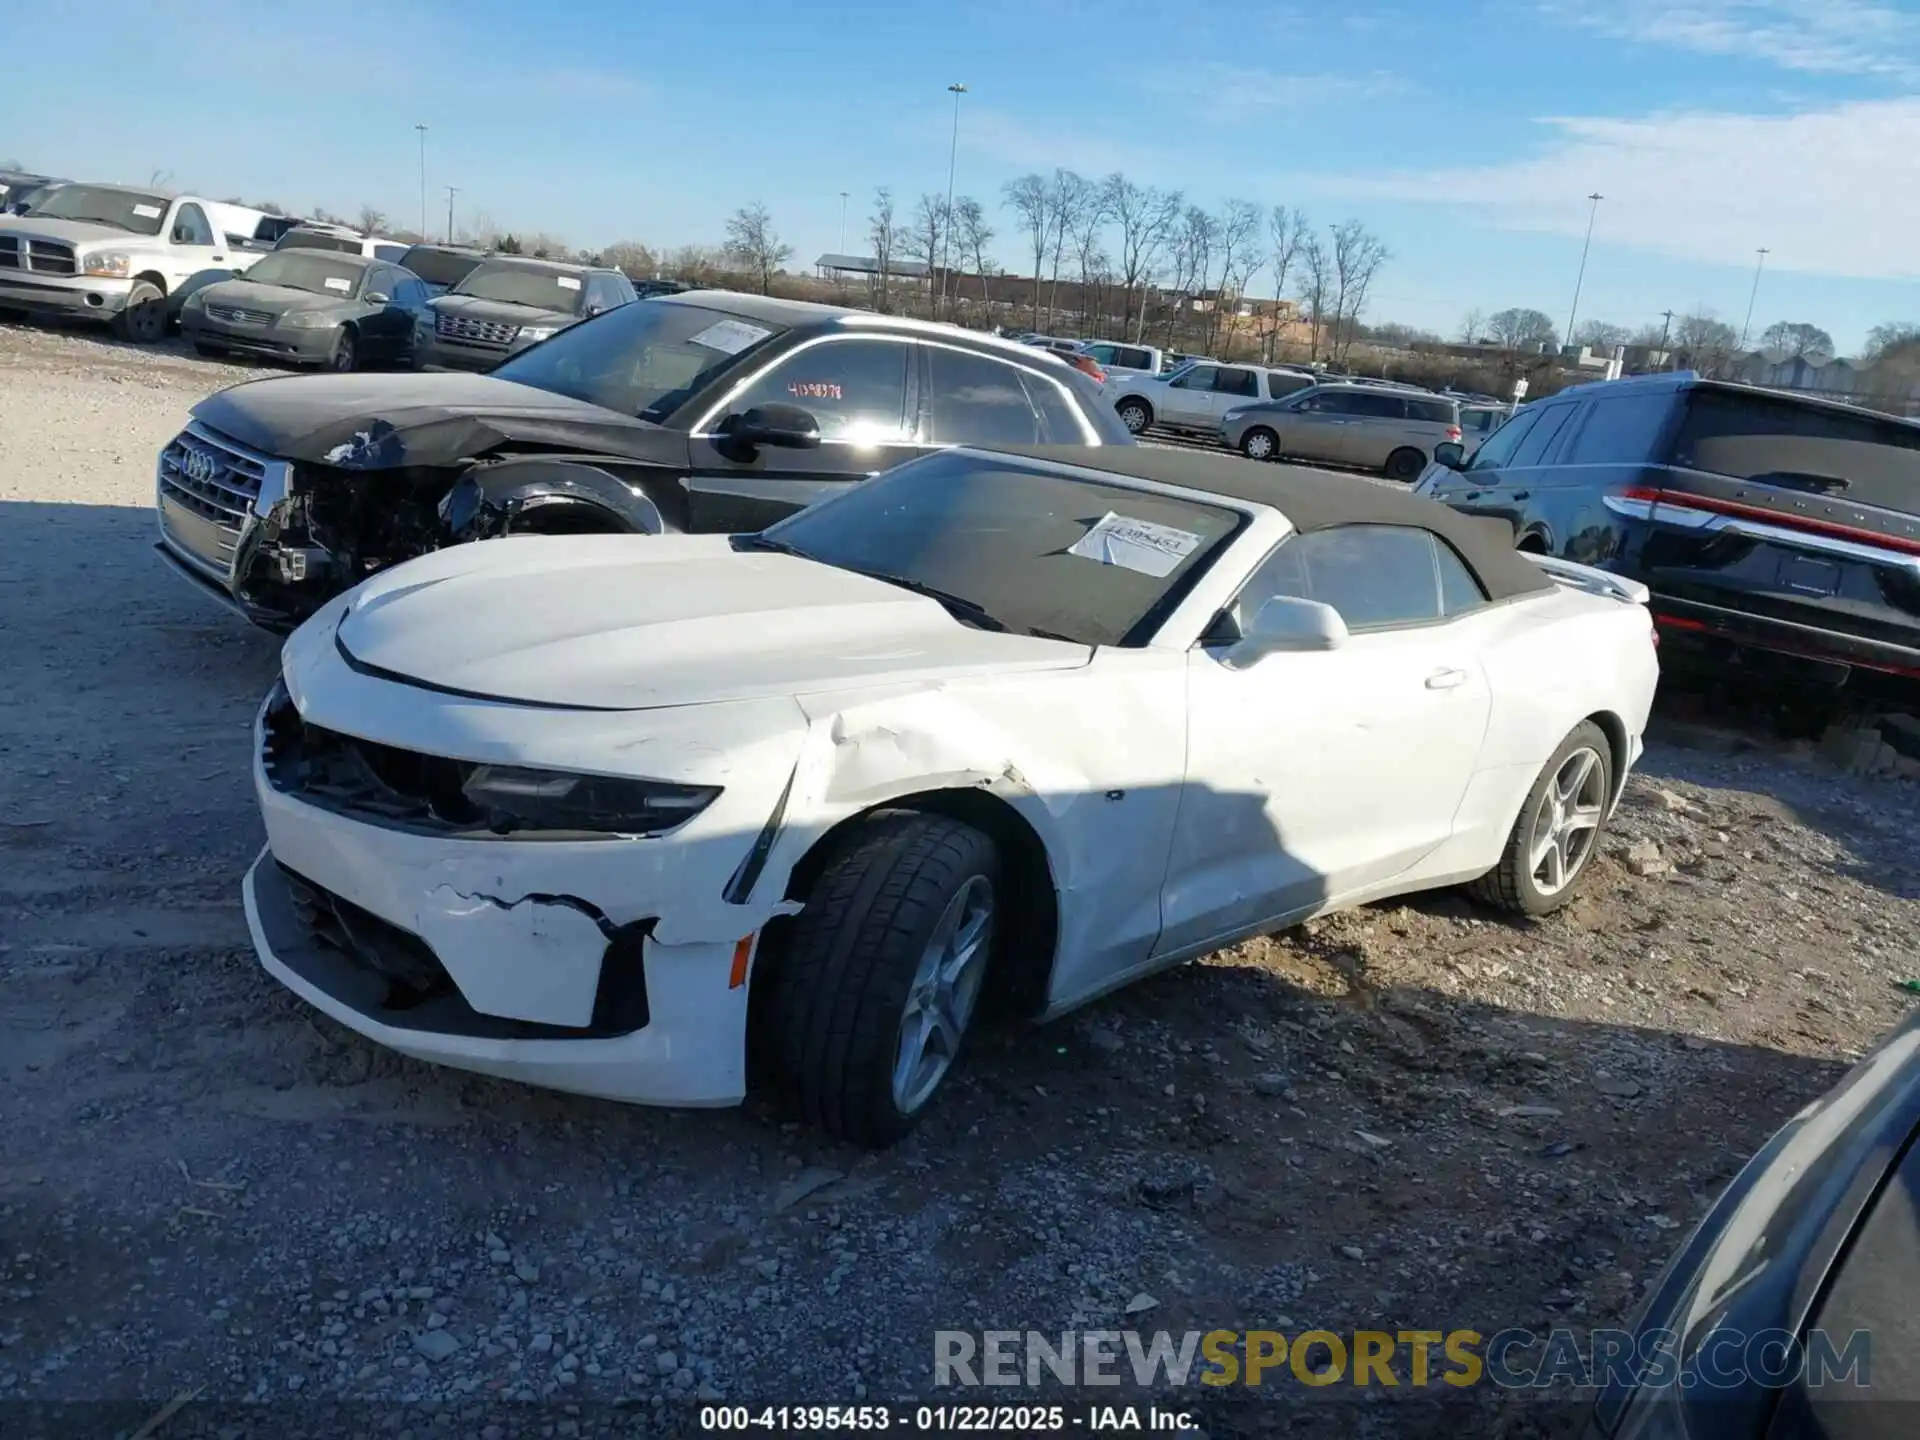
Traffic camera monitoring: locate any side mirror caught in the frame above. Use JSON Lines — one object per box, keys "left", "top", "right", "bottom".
{"left": 1433, "top": 441, "right": 1466, "bottom": 469}
{"left": 718, "top": 403, "right": 822, "bottom": 454}
{"left": 365, "top": 291, "right": 390, "bottom": 306}
{"left": 1223, "top": 596, "right": 1348, "bottom": 667}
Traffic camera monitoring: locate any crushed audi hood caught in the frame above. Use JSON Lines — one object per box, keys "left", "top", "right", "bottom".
{"left": 328, "top": 534, "right": 1092, "bottom": 711}
{"left": 190, "top": 372, "right": 687, "bottom": 470}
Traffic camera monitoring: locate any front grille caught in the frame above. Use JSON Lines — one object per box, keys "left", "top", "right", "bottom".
{"left": 155, "top": 423, "right": 282, "bottom": 581}
{"left": 282, "top": 863, "right": 449, "bottom": 997}
{"left": 261, "top": 684, "right": 490, "bottom": 834}
{"left": 0, "top": 236, "right": 74, "bottom": 274}
{"left": 435, "top": 312, "right": 517, "bottom": 347}
{"left": 205, "top": 304, "right": 273, "bottom": 325}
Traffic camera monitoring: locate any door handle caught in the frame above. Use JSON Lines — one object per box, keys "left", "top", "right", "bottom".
{"left": 1425, "top": 667, "right": 1470, "bottom": 690}
{"left": 211, "top": 254, "right": 225, "bottom": 261}
{"left": 1510, "top": 490, "right": 1531, "bottom": 501}
{"left": 1462, "top": 491, "right": 1483, "bottom": 501}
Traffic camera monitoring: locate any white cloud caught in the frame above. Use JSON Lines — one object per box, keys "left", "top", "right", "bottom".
{"left": 1545, "top": 0, "right": 1920, "bottom": 81}
{"left": 1322, "top": 97, "right": 1920, "bottom": 279}
{"left": 1141, "top": 63, "right": 1403, "bottom": 119}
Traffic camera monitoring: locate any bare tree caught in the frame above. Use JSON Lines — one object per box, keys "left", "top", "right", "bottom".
{"left": 1264, "top": 205, "right": 1308, "bottom": 360}
{"left": 1757, "top": 320, "right": 1835, "bottom": 362}
{"left": 1672, "top": 310, "right": 1739, "bottom": 377}
{"left": 665, "top": 244, "right": 726, "bottom": 284}
{"left": 1459, "top": 309, "right": 1487, "bottom": 344}
{"left": 1485, "top": 307, "right": 1559, "bottom": 354}
{"left": 1208, "top": 199, "right": 1261, "bottom": 354}
{"left": 1864, "top": 322, "right": 1920, "bottom": 361}
{"left": 723, "top": 202, "right": 791, "bottom": 294}
{"left": 1104, "top": 173, "right": 1181, "bottom": 342}
{"left": 1160, "top": 206, "right": 1218, "bottom": 350}
{"left": 1001, "top": 174, "right": 1051, "bottom": 330}
{"left": 1299, "top": 232, "right": 1331, "bottom": 361}
{"left": 1572, "top": 318, "right": 1631, "bottom": 351}
{"left": 1044, "top": 170, "right": 1090, "bottom": 333}
{"left": 601, "top": 240, "right": 660, "bottom": 279}
{"left": 899, "top": 194, "right": 949, "bottom": 318}
{"left": 951, "top": 196, "right": 996, "bottom": 311}
{"left": 355, "top": 204, "right": 388, "bottom": 236}
{"left": 868, "top": 187, "right": 899, "bottom": 314}
{"left": 1328, "top": 220, "right": 1389, "bottom": 364}
{"left": 1070, "top": 186, "right": 1113, "bottom": 334}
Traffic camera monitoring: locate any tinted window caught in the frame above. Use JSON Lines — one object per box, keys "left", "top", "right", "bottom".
{"left": 1018, "top": 371, "right": 1090, "bottom": 444}
{"left": 758, "top": 451, "right": 1244, "bottom": 647}
{"left": 1509, "top": 403, "right": 1576, "bottom": 466}
{"left": 1298, "top": 390, "right": 1361, "bottom": 415}
{"left": 1266, "top": 372, "right": 1315, "bottom": 399}
{"left": 277, "top": 230, "right": 361, "bottom": 256}
{"left": 1670, "top": 389, "right": 1920, "bottom": 510}
{"left": 1437, "top": 541, "right": 1487, "bottom": 615}
{"left": 733, "top": 338, "right": 911, "bottom": 442}
{"left": 173, "top": 203, "right": 214, "bottom": 246}
{"left": 1238, "top": 525, "right": 1469, "bottom": 630}
{"left": 1349, "top": 392, "right": 1408, "bottom": 419}
{"left": 373, "top": 243, "right": 407, "bottom": 263}
{"left": 401, "top": 247, "right": 486, "bottom": 290}
{"left": 926, "top": 347, "right": 1043, "bottom": 446}
{"left": 1465, "top": 407, "right": 1543, "bottom": 471}
{"left": 1557, "top": 392, "right": 1674, "bottom": 464}
{"left": 1407, "top": 398, "right": 1458, "bottom": 425}
{"left": 1115, "top": 346, "right": 1154, "bottom": 371}
{"left": 457, "top": 263, "right": 591, "bottom": 313}
{"left": 1215, "top": 367, "right": 1260, "bottom": 397}
{"left": 1172, "top": 365, "right": 1218, "bottom": 390}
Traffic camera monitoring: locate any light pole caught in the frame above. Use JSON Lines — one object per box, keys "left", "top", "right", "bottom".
{"left": 1564, "top": 191, "right": 1602, "bottom": 354}
{"left": 444, "top": 186, "right": 459, "bottom": 244}
{"left": 1739, "top": 247, "right": 1770, "bottom": 350}
{"left": 838, "top": 191, "right": 849, "bottom": 254}
{"left": 414, "top": 123, "right": 428, "bottom": 238}
{"left": 939, "top": 82, "right": 967, "bottom": 320}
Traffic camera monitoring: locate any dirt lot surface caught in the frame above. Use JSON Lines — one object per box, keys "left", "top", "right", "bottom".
{"left": 3, "top": 318, "right": 1919, "bottom": 1438}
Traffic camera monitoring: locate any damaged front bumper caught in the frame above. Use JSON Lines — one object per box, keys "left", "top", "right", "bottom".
{"left": 244, "top": 655, "right": 812, "bottom": 1107}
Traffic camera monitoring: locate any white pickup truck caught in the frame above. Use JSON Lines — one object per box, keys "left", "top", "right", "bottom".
{"left": 0, "top": 183, "right": 289, "bottom": 343}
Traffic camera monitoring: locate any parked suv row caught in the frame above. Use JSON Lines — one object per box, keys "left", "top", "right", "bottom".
{"left": 1105, "top": 360, "right": 1321, "bottom": 437}
{"left": 1416, "top": 371, "right": 1920, "bottom": 698}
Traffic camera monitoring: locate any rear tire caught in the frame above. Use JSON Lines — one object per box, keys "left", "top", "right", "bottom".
{"left": 766, "top": 810, "right": 1001, "bottom": 1148}
{"left": 1240, "top": 426, "right": 1278, "bottom": 461}
{"left": 1115, "top": 398, "right": 1153, "bottom": 434}
{"left": 112, "top": 282, "right": 168, "bottom": 344}
{"left": 1384, "top": 446, "right": 1427, "bottom": 482}
{"left": 1468, "top": 720, "right": 1614, "bottom": 917}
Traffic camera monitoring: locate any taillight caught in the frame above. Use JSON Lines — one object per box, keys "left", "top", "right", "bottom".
{"left": 1085, "top": 361, "right": 1106, "bottom": 383}
{"left": 1622, "top": 484, "right": 1920, "bottom": 558}
{"left": 1446, "top": 425, "right": 1462, "bottom": 442}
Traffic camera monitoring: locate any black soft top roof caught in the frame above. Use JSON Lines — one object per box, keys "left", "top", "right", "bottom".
{"left": 991, "top": 444, "right": 1555, "bottom": 601}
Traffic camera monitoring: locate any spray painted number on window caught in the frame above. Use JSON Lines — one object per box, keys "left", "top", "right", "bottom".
{"left": 789, "top": 382, "right": 843, "bottom": 401}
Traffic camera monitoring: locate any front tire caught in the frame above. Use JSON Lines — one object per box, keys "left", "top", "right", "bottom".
{"left": 1469, "top": 721, "right": 1613, "bottom": 917}
{"left": 1240, "top": 426, "right": 1278, "bottom": 461}
{"left": 1115, "top": 398, "right": 1153, "bottom": 434}
{"left": 328, "top": 327, "right": 359, "bottom": 373}
{"left": 112, "top": 282, "right": 168, "bottom": 344}
{"left": 767, "top": 811, "right": 1000, "bottom": 1147}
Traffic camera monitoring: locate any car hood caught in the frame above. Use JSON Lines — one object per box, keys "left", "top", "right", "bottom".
{"left": 328, "top": 533, "right": 1092, "bottom": 711}
{"left": 190, "top": 371, "right": 682, "bottom": 469}
{"left": 0, "top": 215, "right": 150, "bottom": 248}
{"left": 199, "top": 280, "right": 354, "bottom": 318}
{"left": 432, "top": 293, "right": 579, "bottom": 330}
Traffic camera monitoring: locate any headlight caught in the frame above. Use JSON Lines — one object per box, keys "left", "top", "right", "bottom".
{"left": 1221, "top": 410, "right": 1245, "bottom": 424}
{"left": 181, "top": 290, "right": 207, "bottom": 313}
{"left": 516, "top": 325, "right": 557, "bottom": 343}
{"left": 280, "top": 312, "right": 333, "bottom": 329}
{"left": 461, "top": 764, "right": 721, "bottom": 837}
{"left": 81, "top": 251, "right": 131, "bottom": 278}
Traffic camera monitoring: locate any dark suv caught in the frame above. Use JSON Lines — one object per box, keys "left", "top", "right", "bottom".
{"left": 414, "top": 256, "right": 637, "bottom": 372}
{"left": 1416, "top": 372, "right": 1920, "bottom": 695}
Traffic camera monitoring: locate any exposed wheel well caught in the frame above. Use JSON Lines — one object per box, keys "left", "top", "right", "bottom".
{"left": 504, "top": 499, "right": 632, "bottom": 535}
{"left": 132, "top": 271, "right": 168, "bottom": 295}
{"left": 775, "top": 787, "right": 1060, "bottom": 1017}
{"left": 1515, "top": 530, "right": 1550, "bottom": 554}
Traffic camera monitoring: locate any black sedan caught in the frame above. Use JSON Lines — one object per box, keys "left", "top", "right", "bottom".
{"left": 1592, "top": 1004, "right": 1920, "bottom": 1438}
{"left": 181, "top": 251, "right": 435, "bottom": 372}
{"left": 151, "top": 290, "right": 1131, "bottom": 631}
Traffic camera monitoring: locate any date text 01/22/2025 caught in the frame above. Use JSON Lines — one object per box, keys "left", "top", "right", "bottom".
{"left": 698, "top": 1403, "right": 1202, "bottom": 1432}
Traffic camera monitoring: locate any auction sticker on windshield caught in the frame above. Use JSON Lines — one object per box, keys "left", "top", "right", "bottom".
{"left": 556, "top": 276, "right": 581, "bottom": 290}
{"left": 132, "top": 204, "right": 163, "bottom": 218}
{"left": 1067, "top": 512, "right": 1201, "bottom": 578}
{"left": 688, "top": 319, "right": 773, "bottom": 355}
{"left": 323, "top": 277, "right": 351, "bottom": 292}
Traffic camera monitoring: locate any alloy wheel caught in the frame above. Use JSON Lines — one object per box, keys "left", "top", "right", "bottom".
{"left": 1528, "top": 746, "right": 1606, "bottom": 896}
{"left": 892, "top": 874, "right": 994, "bottom": 1113}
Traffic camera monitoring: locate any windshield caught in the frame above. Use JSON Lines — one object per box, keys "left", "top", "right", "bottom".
{"left": 31, "top": 185, "right": 169, "bottom": 236}
{"left": 753, "top": 450, "right": 1244, "bottom": 647}
{"left": 235, "top": 252, "right": 365, "bottom": 297}
{"left": 454, "top": 263, "right": 590, "bottom": 314}
{"left": 402, "top": 248, "right": 484, "bottom": 290}
{"left": 275, "top": 230, "right": 362, "bottom": 256}
{"left": 491, "top": 299, "right": 786, "bottom": 419}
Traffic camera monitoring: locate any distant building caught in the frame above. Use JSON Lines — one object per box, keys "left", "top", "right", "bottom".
{"left": 813, "top": 252, "right": 930, "bottom": 281}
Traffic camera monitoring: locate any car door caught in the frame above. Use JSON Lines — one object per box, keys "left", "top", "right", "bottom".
{"left": 359, "top": 267, "right": 414, "bottom": 360}
{"left": 1472, "top": 400, "right": 1581, "bottom": 539}
{"left": 1423, "top": 405, "right": 1544, "bottom": 514}
{"left": 1275, "top": 389, "right": 1363, "bottom": 463}
{"left": 682, "top": 333, "right": 921, "bottom": 532}
{"left": 164, "top": 202, "right": 225, "bottom": 288}
{"left": 1159, "top": 364, "right": 1220, "bottom": 427}
{"left": 916, "top": 341, "right": 1099, "bottom": 449}
{"left": 1212, "top": 365, "right": 1261, "bottom": 420}
{"left": 1156, "top": 524, "right": 1496, "bottom": 956}
{"left": 1339, "top": 391, "right": 1414, "bottom": 467}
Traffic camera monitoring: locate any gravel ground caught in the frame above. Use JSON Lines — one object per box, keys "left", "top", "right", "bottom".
{"left": 3, "top": 317, "right": 1919, "bottom": 1438}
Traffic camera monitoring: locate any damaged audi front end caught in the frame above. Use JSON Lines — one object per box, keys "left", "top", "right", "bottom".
{"left": 151, "top": 371, "right": 694, "bottom": 632}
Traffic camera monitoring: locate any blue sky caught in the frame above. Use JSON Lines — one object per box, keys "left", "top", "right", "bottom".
{"left": 7, "top": 0, "right": 1920, "bottom": 353}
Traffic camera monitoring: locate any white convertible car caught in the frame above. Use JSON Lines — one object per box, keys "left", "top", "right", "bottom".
{"left": 244, "top": 445, "right": 1659, "bottom": 1145}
